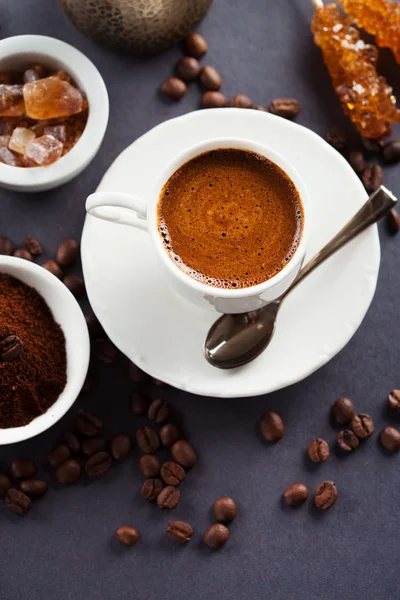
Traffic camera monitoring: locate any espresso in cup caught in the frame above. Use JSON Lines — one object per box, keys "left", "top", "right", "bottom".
{"left": 158, "top": 148, "right": 304, "bottom": 289}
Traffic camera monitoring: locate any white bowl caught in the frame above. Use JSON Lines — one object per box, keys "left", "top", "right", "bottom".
{"left": 0, "top": 256, "right": 90, "bottom": 444}
{"left": 0, "top": 35, "right": 109, "bottom": 192}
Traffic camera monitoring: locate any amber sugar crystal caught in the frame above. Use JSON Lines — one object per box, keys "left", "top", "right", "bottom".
{"left": 0, "top": 84, "right": 25, "bottom": 117}
{"left": 23, "top": 76, "right": 84, "bottom": 120}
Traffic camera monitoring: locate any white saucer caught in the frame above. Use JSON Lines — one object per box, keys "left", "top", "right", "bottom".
{"left": 81, "top": 109, "right": 380, "bottom": 398}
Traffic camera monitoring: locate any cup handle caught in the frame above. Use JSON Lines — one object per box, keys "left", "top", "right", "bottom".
{"left": 86, "top": 192, "right": 148, "bottom": 231}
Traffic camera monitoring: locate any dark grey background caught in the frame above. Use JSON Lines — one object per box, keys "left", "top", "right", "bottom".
{"left": 1, "top": 1, "right": 400, "bottom": 599}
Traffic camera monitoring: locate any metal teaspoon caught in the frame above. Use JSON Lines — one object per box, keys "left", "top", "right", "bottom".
{"left": 204, "top": 186, "right": 397, "bottom": 369}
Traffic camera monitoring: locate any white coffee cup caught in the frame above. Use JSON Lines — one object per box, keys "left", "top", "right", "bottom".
{"left": 86, "top": 138, "right": 310, "bottom": 314}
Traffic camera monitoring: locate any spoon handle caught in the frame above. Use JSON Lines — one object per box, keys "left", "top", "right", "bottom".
{"left": 281, "top": 185, "right": 397, "bottom": 300}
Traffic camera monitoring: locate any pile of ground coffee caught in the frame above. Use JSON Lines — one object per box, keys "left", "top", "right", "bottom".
{"left": 0, "top": 273, "right": 67, "bottom": 429}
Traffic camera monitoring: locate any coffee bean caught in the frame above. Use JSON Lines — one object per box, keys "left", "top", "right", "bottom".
{"left": 20, "top": 479, "right": 48, "bottom": 499}
{"left": 56, "top": 239, "right": 79, "bottom": 268}
{"left": 160, "top": 77, "right": 187, "bottom": 101}
{"left": 203, "top": 524, "right": 230, "bottom": 550}
{"left": 62, "top": 431, "right": 80, "bottom": 453}
{"left": 85, "top": 451, "right": 112, "bottom": 477}
{"left": 115, "top": 526, "right": 140, "bottom": 546}
{"left": 48, "top": 443, "right": 71, "bottom": 467}
{"left": 63, "top": 274, "right": 85, "bottom": 297}
{"left": 326, "top": 127, "right": 348, "bottom": 150}
{"left": 259, "top": 411, "right": 284, "bottom": 443}
{"left": 110, "top": 434, "right": 131, "bottom": 460}
{"left": 331, "top": 397, "right": 355, "bottom": 425}
{"left": 388, "top": 389, "right": 400, "bottom": 412}
{"left": 129, "top": 362, "right": 149, "bottom": 382}
{"left": 56, "top": 459, "right": 81, "bottom": 484}
{"left": 337, "top": 429, "right": 359, "bottom": 451}
{"left": 152, "top": 377, "right": 168, "bottom": 388}
{"left": 6, "top": 488, "right": 32, "bottom": 515}
{"left": 269, "top": 97, "right": 300, "bottom": 119}
{"left": 351, "top": 413, "right": 374, "bottom": 439}
{"left": 0, "top": 473, "right": 11, "bottom": 496}
{"left": 160, "top": 461, "right": 186, "bottom": 485}
{"left": 0, "top": 236, "right": 14, "bottom": 255}
{"left": 175, "top": 56, "right": 201, "bottom": 81}
{"left": 0, "top": 335, "right": 23, "bottom": 361}
{"left": 213, "top": 497, "right": 237, "bottom": 522}
{"left": 157, "top": 485, "right": 180, "bottom": 509}
{"left": 82, "top": 436, "right": 106, "bottom": 456}
{"left": 13, "top": 248, "right": 33, "bottom": 261}
{"left": 24, "top": 237, "right": 42, "bottom": 256}
{"left": 75, "top": 411, "right": 103, "bottom": 436}
{"left": 255, "top": 105, "right": 267, "bottom": 111}
{"left": 314, "top": 481, "right": 337, "bottom": 510}
{"left": 230, "top": 94, "right": 253, "bottom": 108}
{"left": 184, "top": 32, "right": 208, "bottom": 57}
{"left": 12, "top": 458, "right": 36, "bottom": 480}
{"left": 201, "top": 91, "right": 228, "bottom": 108}
{"left": 362, "top": 137, "right": 384, "bottom": 153}
{"left": 141, "top": 478, "right": 163, "bottom": 501}
{"left": 139, "top": 454, "right": 161, "bottom": 478}
{"left": 131, "top": 391, "right": 150, "bottom": 415}
{"left": 85, "top": 312, "right": 104, "bottom": 337}
{"left": 283, "top": 483, "right": 309, "bottom": 507}
{"left": 379, "top": 426, "right": 400, "bottom": 452}
{"left": 362, "top": 164, "right": 383, "bottom": 192}
{"left": 382, "top": 140, "right": 400, "bottom": 163}
{"left": 171, "top": 440, "right": 197, "bottom": 468}
{"left": 92, "top": 337, "right": 117, "bottom": 363}
{"left": 388, "top": 208, "right": 400, "bottom": 234}
{"left": 148, "top": 398, "right": 169, "bottom": 424}
{"left": 200, "top": 66, "right": 222, "bottom": 90}
{"left": 348, "top": 150, "right": 366, "bottom": 173}
{"left": 167, "top": 520, "right": 194, "bottom": 543}
{"left": 81, "top": 372, "right": 94, "bottom": 393}
{"left": 136, "top": 426, "right": 160, "bottom": 453}
{"left": 159, "top": 423, "right": 180, "bottom": 447}
{"left": 307, "top": 438, "right": 330, "bottom": 463}
{"left": 42, "top": 259, "right": 63, "bottom": 280}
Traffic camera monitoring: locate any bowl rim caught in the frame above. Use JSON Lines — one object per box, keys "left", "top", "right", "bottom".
{"left": 0, "top": 256, "right": 90, "bottom": 444}
{"left": 0, "top": 34, "right": 109, "bottom": 188}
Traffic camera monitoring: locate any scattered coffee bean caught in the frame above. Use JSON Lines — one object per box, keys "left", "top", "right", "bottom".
{"left": 157, "top": 485, "right": 180, "bottom": 509}
{"left": 203, "top": 523, "right": 230, "bottom": 550}
{"left": 160, "top": 77, "right": 187, "bottom": 101}
{"left": 148, "top": 398, "right": 169, "bottom": 424}
{"left": 175, "top": 56, "right": 201, "bottom": 81}
{"left": 48, "top": 443, "right": 71, "bottom": 467}
{"left": 201, "top": 91, "right": 228, "bottom": 108}
{"left": 255, "top": 105, "right": 267, "bottom": 111}
{"left": 139, "top": 454, "right": 161, "bottom": 478}
{"left": 0, "top": 334, "right": 23, "bottom": 361}
{"left": 115, "top": 526, "right": 140, "bottom": 546}
{"left": 307, "top": 438, "right": 330, "bottom": 463}
{"left": 131, "top": 391, "right": 150, "bottom": 415}
{"left": 152, "top": 377, "right": 168, "bottom": 388}
{"left": 75, "top": 411, "right": 102, "bottom": 437}
{"left": 141, "top": 478, "right": 163, "bottom": 501}
{"left": 200, "top": 65, "right": 222, "bottom": 90}
{"left": 259, "top": 411, "right": 284, "bottom": 443}
{"left": 0, "top": 236, "right": 14, "bottom": 255}
{"left": 269, "top": 97, "right": 300, "bottom": 119}
{"left": 362, "top": 137, "right": 384, "bottom": 153}
{"left": 85, "top": 451, "right": 112, "bottom": 477}
{"left": 6, "top": 488, "right": 32, "bottom": 515}
{"left": 81, "top": 372, "right": 94, "bottom": 394}
{"left": 331, "top": 397, "right": 355, "bottom": 425}
{"left": 0, "top": 473, "right": 11, "bottom": 496}
{"left": 56, "top": 239, "right": 79, "bottom": 268}
{"left": 171, "top": 440, "right": 197, "bottom": 468}
{"left": 379, "top": 426, "right": 400, "bottom": 452}
{"left": 160, "top": 461, "right": 186, "bottom": 486}
{"left": 136, "top": 426, "right": 160, "bottom": 454}
{"left": 62, "top": 431, "right": 80, "bottom": 453}
{"left": 129, "top": 362, "right": 149, "bottom": 382}
{"left": 13, "top": 248, "right": 32, "bottom": 261}
{"left": 82, "top": 436, "right": 106, "bottom": 457}
{"left": 56, "top": 459, "right": 82, "bottom": 484}
{"left": 387, "top": 208, "right": 400, "bottom": 234}
{"left": 314, "top": 481, "right": 337, "bottom": 510}
{"left": 110, "top": 434, "right": 131, "bottom": 460}
{"left": 326, "top": 127, "right": 348, "bottom": 150}
{"left": 283, "top": 483, "right": 309, "bottom": 507}
{"left": 351, "top": 414, "right": 374, "bottom": 439}
{"left": 24, "top": 237, "right": 42, "bottom": 256}
{"left": 337, "top": 429, "right": 359, "bottom": 451}
{"left": 361, "top": 164, "right": 383, "bottom": 192}
{"left": 167, "top": 520, "right": 194, "bottom": 543}
{"left": 42, "top": 259, "right": 63, "bottom": 280}
{"left": 348, "top": 149, "right": 366, "bottom": 173}
{"left": 63, "top": 274, "right": 85, "bottom": 297}
{"left": 159, "top": 423, "right": 180, "bottom": 447}
{"left": 92, "top": 337, "right": 117, "bottom": 363}
{"left": 20, "top": 479, "right": 48, "bottom": 499}
{"left": 388, "top": 389, "right": 400, "bottom": 412}
{"left": 213, "top": 497, "right": 237, "bottom": 522}
{"left": 382, "top": 139, "right": 400, "bottom": 163}
{"left": 12, "top": 458, "right": 36, "bottom": 480}
{"left": 184, "top": 32, "right": 208, "bottom": 57}
{"left": 230, "top": 94, "right": 253, "bottom": 108}
{"left": 85, "top": 312, "right": 104, "bottom": 337}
